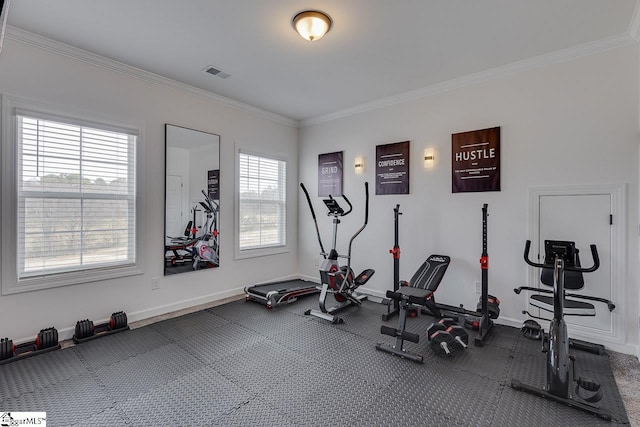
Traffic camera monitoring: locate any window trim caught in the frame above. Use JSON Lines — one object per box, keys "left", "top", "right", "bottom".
{"left": 234, "top": 147, "right": 289, "bottom": 260}
{"left": 1, "top": 95, "right": 144, "bottom": 295}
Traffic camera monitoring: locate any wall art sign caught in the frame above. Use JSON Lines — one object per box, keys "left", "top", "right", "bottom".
{"left": 318, "top": 151, "right": 343, "bottom": 197}
{"left": 208, "top": 169, "right": 220, "bottom": 200}
{"left": 376, "top": 141, "right": 410, "bottom": 195}
{"left": 452, "top": 127, "right": 500, "bottom": 193}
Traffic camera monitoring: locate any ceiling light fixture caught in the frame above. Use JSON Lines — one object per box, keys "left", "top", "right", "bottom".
{"left": 292, "top": 10, "right": 332, "bottom": 42}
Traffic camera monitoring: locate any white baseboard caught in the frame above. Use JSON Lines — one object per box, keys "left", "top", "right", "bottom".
{"left": 299, "top": 274, "right": 320, "bottom": 283}
{"left": 52, "top": 287, "right": 246, "bottom": 343}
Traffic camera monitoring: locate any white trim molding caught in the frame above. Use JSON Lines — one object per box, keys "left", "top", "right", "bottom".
{"left": 5, "top": 26, "right": 297, "bottom": 128}
{"left": 527, "top": 184, "right": 627, "bottom": 348}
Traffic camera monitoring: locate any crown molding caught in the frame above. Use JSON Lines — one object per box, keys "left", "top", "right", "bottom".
{"left": 6, "top": 26, "right": 637, "bottom": 130}
{"left": 5, "top": 26, "right": 298, "bottom": 128}
{"left": 301, "top": 33, "right": 637, "bottom": 127}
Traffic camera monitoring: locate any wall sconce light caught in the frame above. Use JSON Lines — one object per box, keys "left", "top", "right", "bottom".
{"left": 292, "top": 10, "right": 332, "bottom": 41}
{"left": 424, "top": 148, "right": 435, "bottom": 168}
{"left": 354, "top": 157, "right": 365, "bottom": 174}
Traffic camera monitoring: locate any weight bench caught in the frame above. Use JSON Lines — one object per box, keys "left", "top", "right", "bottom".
{"left": 375, "top": 254, "right": 450, "bottom": 363}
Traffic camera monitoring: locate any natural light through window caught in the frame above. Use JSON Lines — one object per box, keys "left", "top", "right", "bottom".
{"left": 238, "top": 152, "right": 286, "bottom": 251}
{"left": 17, "top": 115, "right": 136, "bottom": 278}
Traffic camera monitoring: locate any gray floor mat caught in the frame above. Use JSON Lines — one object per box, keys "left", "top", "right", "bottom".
{"left": 0, "top": 299, "right": 629, "bottom": 426}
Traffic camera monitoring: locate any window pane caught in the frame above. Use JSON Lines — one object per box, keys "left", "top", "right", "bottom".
{"left": 239, "top": 153, "right": 286, "bottom": 250}
{"left": 17, "top": 115, "right": 136, "bottom": 278}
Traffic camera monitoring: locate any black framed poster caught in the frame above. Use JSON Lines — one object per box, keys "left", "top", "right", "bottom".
{"left": 208, "top": 169, "right": 220, "bottom": 200}
{"left": 318, "top": 151, "right": 343, "bottom": 197}
{"left": 376, "top": 141, "right": 410, "bottom": 195}
{"left": 452, "top": 127, "right": 500, "bottom": 193}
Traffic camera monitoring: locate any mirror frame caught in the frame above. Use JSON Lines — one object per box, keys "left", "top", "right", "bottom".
{"left": 164, "top": 124, "right": 220, "bottom": 275}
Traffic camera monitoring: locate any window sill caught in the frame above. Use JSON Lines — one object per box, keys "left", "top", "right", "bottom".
{"left": 234, "top": 245, "right": 289, "bottom": 260}
{"left": 2, "top": 265, "right": 144, "bottom": 295}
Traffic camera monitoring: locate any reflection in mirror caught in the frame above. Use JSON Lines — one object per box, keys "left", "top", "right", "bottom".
{"left": 164, "top": 124, "right": 220, "bottom": 275}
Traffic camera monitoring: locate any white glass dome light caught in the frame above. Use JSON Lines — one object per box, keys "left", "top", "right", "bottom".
{"left": 292, "top": 10, "right": 332, "bottom": 42}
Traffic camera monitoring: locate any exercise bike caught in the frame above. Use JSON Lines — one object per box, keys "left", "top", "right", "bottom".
{"left": 300, "top": 182, "right": 375, "bottom": 324}
{"left": 511, "top": 240, "right": 612, "bottom": 421}
{"left": 165, "top": 189, "right": 219, "bottom": 270}
{"left": 192, "top": 189, "right": 220, "bottom": 269}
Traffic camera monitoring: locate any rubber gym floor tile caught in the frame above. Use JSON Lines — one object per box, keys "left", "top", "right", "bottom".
{"left": 150, "top": 309, "right": 230, "bottom": 342}
{"left": 425, "top": 340, "right": 513, "bottom": 381}
{"left": 216, "top": 396, "right": 298, "bottom": 427}
{"left": 331, "top": 300, "right": 392, "bottom": 339}
{"left": 472, "top": 323, "right": 520, "bottom": 350}
{"left": 309, "top": 330, "right": 410, "bottom": 388}
{"left": 207, "top": 299, "right": 271, "bottom": 322}
{"left": 257, "top": 362, "right": 389, "bottom": 426}
{"left": 494, "top": 382, "right": 619, "bottom": 426}
{"left": 507, "top": 338, "right": 629, "bottom": 424}
{"left": 70, "top": 407, "right": 130, "bottom": 427}
{"left": 175, "top": 321, "right": 268, "bottom": 365}
{"left": 225, "top": 305, "right": 313, "bottom": 336}
{"left": 117, "top": 365, "right": 251, "bottom": 426}
{"left": 391, "top": 366, "right": 502, "bottom": 426}
{"left": 0, "top": 346, "right": 87, "bottom": 402}
{"left": 72, "top": 326, "right": 172, "bottom": 370}
{"left": 0, "top": 373, "right": 114, "bottom": 426}
{"left": 94, "top": 342, "right": 203, "bottom": 403}
{"left": 357, "top": 394, "right": 469, "bottom": 427}
{"left": 0, "top": 298, "right": 631, "bottom": 426}
{"left": 211, "top": 340, "right": 316, "bottom": 395}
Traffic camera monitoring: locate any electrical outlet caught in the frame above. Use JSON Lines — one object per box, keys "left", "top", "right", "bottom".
{"left": 151, "top": 277, "right": 160, "bottom": 290}
{"left": 475, "top": 281, "right": 481, "bottom": 294}
{"left": 314, "top": 257, "right": 319, "bottom": 267}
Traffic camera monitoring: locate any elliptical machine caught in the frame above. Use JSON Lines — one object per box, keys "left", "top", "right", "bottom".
{"left": 511, "top": 240, "right": 612, "bottom": 420}
{"left": 300, "top": 182, "right": 375, "bottom": 324}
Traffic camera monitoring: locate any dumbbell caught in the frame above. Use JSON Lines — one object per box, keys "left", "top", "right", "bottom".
{"left": 428, "top": 323, "right": 469, "bottom": 349}
{"left": 75, "top": 319, "right": 95, "bottom": 340}
{"left": 35, "top": 327, "right": 59, "bottom": 350}
{"left": 428, "top": 330, "right": 464, "bottom": 357}
{"left": 426, "top": 317, "right": 457, "bottom": 335}
{"left": 0, "top": 338, "right": 16, "bottom": 361}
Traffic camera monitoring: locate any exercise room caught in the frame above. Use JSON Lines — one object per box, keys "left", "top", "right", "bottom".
{"left": 1, "top": 1, "right": 639, "bottom": 426}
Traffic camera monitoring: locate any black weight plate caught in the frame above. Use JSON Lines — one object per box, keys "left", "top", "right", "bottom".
{"left": 0, "top": 338, "right": 14, "bottom": 360}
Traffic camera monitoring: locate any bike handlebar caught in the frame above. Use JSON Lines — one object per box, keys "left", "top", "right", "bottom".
{"left": 523, "top": 240, "right": 599, "bottom": 273}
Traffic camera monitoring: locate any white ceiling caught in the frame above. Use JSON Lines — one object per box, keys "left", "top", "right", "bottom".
{"left": 5, "top": 1, "right": 639, "bottom": 123}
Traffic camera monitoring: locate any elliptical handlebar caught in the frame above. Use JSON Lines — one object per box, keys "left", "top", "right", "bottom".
{"left": 300, "top": 183, "right": 327, "bottom": 257}
{"left": 346, "top": 182, "right": 370, "bottom": 258}
{"left": 340, "top": 193, "right": 353, "bottom": 216}
{"left": 364, "top": 182, "right": 369, "bottom": 225}
{"left": 523, "top": 240, "right": 599, "bottom": 273}
{"left": 200, "top": 189, "right": 219, "bottom": 213}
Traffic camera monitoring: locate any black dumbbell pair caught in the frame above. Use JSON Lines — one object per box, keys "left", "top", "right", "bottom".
{"left": 426, "top": 318, "right": 469, "bottom": 357}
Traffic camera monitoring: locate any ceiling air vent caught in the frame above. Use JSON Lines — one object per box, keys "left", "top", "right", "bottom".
{"left": 203, "top": 65, "right": 231, "bottom": 79}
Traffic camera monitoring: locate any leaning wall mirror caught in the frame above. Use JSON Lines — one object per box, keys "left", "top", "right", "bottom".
{"left": 164, "top": 124, "right": 220, "bottom": 275}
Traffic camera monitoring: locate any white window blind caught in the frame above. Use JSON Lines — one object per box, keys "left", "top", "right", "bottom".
{"left": 238, "top": 152, "right": 286, "bottom": 250}
{"left": 17, "top": 114, "right": 136, "bottom": 279}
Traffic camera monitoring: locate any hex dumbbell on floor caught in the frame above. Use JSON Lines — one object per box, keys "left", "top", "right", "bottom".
{"left": 427, "top": 318, "right": 469, "bottom": 348}
{"left": 428, "top": 329, "right": 465, "bottom": 357}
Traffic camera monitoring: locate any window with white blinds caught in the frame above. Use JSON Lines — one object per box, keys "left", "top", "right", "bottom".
{"left": 238, "top": 152, "right": 286, "bottom": 251}
{"left": 16, "top": 114, "right": 136, "bottom": 279}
